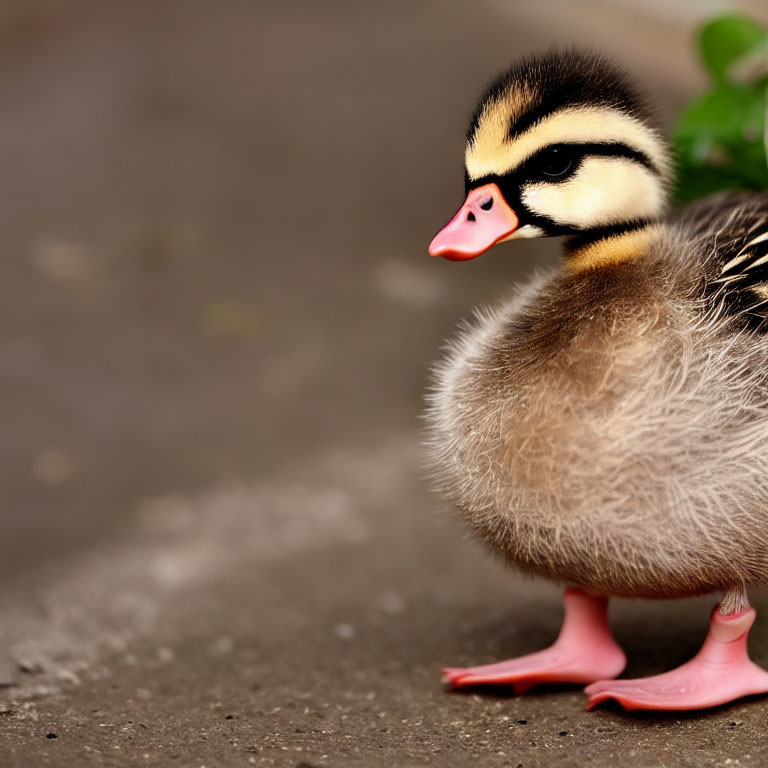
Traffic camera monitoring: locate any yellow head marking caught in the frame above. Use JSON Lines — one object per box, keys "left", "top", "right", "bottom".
{"left": 465, "top": 105, "right": 671, "bottom": 182}
{"left": 467, "top": 85, "right": 537, "bottom": 166}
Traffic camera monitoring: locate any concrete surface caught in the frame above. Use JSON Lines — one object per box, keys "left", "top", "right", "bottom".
{"left": 2, "top": 1, "right": 768, "bottom": 766}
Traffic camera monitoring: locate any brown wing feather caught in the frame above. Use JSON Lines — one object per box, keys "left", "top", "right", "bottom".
{"left": 676, "top": 191, "right": 768, "bottom": 329}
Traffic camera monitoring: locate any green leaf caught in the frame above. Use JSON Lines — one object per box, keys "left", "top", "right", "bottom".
{"left": 673, "top": 80, "right": 768, "bottom": 201}
{"left": 698, "top": 14, "right": 767, "bottom": 83}
{"left": 675, "top": 84, "right": 761, "bottom": 143}
{"left": 673, "top": 13, "right": 768, "bottom": 202}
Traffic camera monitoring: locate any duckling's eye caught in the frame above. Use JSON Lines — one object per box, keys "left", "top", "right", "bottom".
{"left": 538, "top": 147, "right": 574, "bottom": 178}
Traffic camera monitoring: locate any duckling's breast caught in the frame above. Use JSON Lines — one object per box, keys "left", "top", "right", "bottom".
{"left": 426, "top": 259, "right": 768, "bottom": 599}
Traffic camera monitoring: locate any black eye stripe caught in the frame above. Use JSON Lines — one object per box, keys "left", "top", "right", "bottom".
{"left": 464, "top": 141, "right": 659, "bottom": 195}
{"left": 518, "top": 142, "right": 658, "bottom": 178}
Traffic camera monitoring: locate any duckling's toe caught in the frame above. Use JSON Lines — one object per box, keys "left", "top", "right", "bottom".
{"left": 585, "top": 663, "right": 768, "bottom": 712}
{"left": 443, "top": 589, "right": 626, "bottom": 693}
{"left": 444, "top": 640, "right": 626, "bottom": 693}
{"left": 585, "top": 606, "right": 768, "bottom": 712}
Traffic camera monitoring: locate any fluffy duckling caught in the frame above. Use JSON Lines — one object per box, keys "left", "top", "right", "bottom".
{"left": 427, "top": 50, "right": 768, "bottom": 711}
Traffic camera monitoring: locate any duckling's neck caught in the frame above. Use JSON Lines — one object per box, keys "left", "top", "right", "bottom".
{"left": 563, "top": 221, "right": 660, "bottom": 273}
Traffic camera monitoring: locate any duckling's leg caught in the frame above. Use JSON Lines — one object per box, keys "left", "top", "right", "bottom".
{"left": 443, "top": 588, "right": 626, "bottom": 692}
{"left": 585, "top": 588, "right": 768, "bottom": 711}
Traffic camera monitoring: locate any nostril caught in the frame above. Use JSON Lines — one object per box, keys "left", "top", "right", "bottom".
{"left": 467, "top": 211, "right": 476, "bottom": 222}
{"left": 480, "top": 197, "right": 493, "bottom": 211}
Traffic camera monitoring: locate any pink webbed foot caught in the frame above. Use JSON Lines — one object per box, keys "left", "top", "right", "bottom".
{"left": 444, "top": 589, "right": 626, "bottom": 693}
{"left": 586, "top": 606, "right": 768, "bottom": 711}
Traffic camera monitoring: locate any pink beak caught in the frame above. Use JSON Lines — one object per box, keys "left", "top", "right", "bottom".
{"left": 429, "top": 183, "right": 519, "bottom": 261}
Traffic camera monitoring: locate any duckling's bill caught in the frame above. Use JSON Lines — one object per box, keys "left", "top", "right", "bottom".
{"left": 429, "top": 183, "right": 519, "bottom": 260}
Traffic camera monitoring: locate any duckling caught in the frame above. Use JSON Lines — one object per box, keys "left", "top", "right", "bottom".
{"left": 426, "top": 49, "right": 768, "bottom": 711}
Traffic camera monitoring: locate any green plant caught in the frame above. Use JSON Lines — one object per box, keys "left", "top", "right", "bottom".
{"left": 673, "top": 14, "right": 768, "bottom": 202}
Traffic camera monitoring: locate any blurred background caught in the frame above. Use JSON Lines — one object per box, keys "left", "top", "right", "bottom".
{"left": 2, "top": 1, "right": 768, "bottom": 765}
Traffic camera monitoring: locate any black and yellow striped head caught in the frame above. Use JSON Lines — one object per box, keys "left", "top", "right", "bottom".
{"left": 430, "top": 50, "right": 673, "bottom": 260}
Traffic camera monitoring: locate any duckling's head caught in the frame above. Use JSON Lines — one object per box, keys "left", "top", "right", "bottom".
{"left": 429, "top": 50, "right": 673, "bottom": 262}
